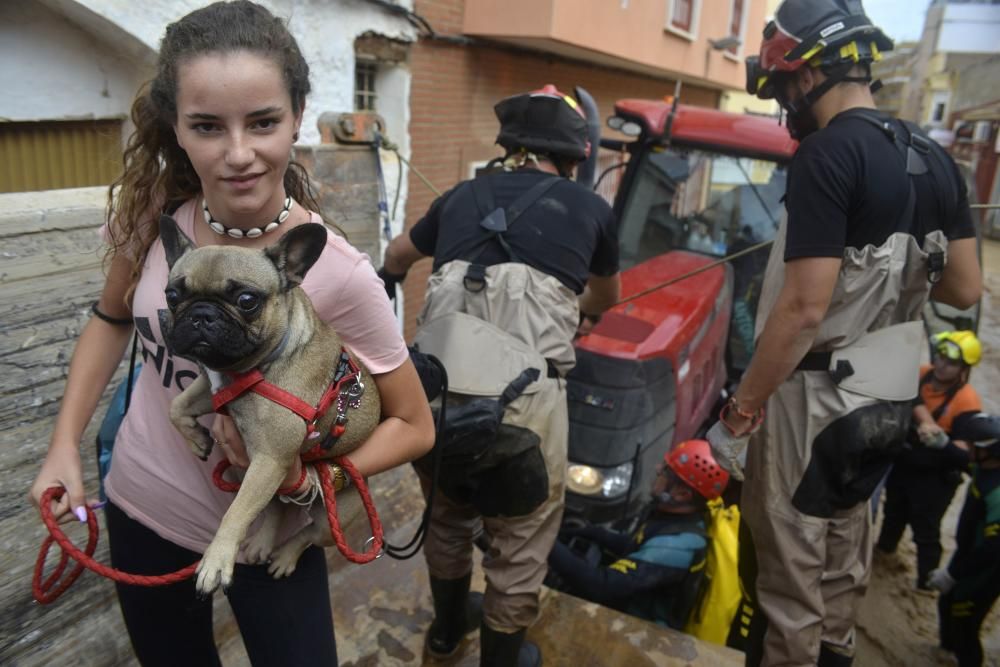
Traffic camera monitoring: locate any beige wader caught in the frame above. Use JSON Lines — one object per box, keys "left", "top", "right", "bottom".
{"left": 742, "top": 216, "right": 947, "bottom": 666}
{"left": 414, "top": 260, "right": 579, "bottom": 633}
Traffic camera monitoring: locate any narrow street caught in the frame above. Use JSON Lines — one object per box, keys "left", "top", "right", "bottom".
{"left": 856, "top": 239, "right": 1000, "bottom": 667}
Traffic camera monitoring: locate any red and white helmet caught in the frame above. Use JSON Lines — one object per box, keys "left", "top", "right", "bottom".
{"left": 665, "top": 440, "right": 729, "bottom": 501}
{"left": 746, "top": 0, "right": 893, "bottom": 100}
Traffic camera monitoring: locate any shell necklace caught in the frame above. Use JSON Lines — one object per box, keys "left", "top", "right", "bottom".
{"left": 203, "top": 196, "right": 293, "bottom": 239}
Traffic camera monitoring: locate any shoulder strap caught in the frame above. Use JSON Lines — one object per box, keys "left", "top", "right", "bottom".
{"left": 461, "top": 175, "right": 562, "bottom": 272}
{"left": 847, "top": 110, "right": 946, "bottom": 280}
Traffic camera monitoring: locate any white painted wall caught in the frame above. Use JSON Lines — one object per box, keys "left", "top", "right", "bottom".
{"left": 938, "top": 3, "right": 1000, "bottom": 54}
{"left": 0, "top": 2, "right": 149, "bottom": 121}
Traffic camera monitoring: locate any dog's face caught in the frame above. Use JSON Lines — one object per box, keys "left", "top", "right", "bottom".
{"left": 158, "top": 216, "right": 327, "bottom": 371}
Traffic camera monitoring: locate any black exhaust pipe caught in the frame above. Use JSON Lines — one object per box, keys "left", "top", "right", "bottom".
{"left": 574, "top": 86, "right": 601, "bottom": 190}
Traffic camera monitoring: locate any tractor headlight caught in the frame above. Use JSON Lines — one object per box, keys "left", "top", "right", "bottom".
{"left": 566, "top": 462, "right": 634, "bottom": 498}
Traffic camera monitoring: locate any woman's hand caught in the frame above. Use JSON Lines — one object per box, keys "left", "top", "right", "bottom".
{"left": 211, "top": 414, "right": 250, "bottom": 468}
{"left": 211, "top": 414, "right": 303, "bottom": 488}
{"left": 30, "top": 440, "right": 93, "bottom": 524}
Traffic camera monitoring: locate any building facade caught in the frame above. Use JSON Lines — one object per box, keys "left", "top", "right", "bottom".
{"left": 905, "top": 0, "right": 1000, "bottom": 127}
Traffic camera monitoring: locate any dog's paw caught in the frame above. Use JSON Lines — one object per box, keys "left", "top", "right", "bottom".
{"left": 195, "top": 542, "right": 236, "bottom": 595}
{"left": 242, "top": 532, "right": 275, "bottom": 565}
{"left": 174, "top": 419, "right": 213, "bottom": 460}
{"left": 268, "top": 542, "right": 306, "bottom": 578}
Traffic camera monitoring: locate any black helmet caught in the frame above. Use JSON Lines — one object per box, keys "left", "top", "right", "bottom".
{"left": 952, "top": 412, "right": 1000, "bottom": 458}
{"left": 746, "top": 0, "right": 893, "bottom": 100}
{"left": 494, "top": 85, "right": 590, "bottom": 161}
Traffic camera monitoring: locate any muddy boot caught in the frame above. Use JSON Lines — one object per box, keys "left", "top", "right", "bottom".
{"left": 817, "top": 643, "right": 853, "bottom": 667}
{"left": 479, "top": 623, "right": 541, "bottom": 667}
{"left": 425, "top": 574, "right": 484, "bottom": 659}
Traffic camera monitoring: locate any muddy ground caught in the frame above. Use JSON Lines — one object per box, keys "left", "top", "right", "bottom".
{"left": 854, "top": 240, "right": 1000, "bottom": 667}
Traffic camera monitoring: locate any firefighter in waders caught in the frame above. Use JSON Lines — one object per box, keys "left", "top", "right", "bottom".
{"left": 710, "top": 1, "right": 983, "bottom": 665}
{"left": 380, "top": 85, "right": 621, "bottom": 666}
{"left": 929, "top": 412, "right": 1000, "bottom": 667}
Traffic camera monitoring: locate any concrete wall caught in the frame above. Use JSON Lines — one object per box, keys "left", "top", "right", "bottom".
{"left": 952, "top": 55, "right": 1000, "bottom": 114}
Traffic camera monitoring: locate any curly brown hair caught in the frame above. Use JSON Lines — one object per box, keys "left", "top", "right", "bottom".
{"left": 106, "top": 0, "right": 331, "bottom": 304}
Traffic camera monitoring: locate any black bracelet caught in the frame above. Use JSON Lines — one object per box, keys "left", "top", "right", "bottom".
{"left": 91, "top": 301, "right": 133, "bottom": 326}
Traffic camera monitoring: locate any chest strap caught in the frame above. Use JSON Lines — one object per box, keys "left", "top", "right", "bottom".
{"left": 462, "top": 175, "right": 562, "bottom": 292}
{"left": 212, "top": 351, "right": 363, "bottom": 449}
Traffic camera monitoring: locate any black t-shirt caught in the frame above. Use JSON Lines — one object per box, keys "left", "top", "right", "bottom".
{"left": 409, "top": 169, "right": 619, "bottom": 294}
{"left": 784, "top": 109, "right": 976, "bottom": 261}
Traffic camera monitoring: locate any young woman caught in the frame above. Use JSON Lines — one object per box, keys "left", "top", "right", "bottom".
{"left": 29, "top": 2, "right": 434, "bottom": 664}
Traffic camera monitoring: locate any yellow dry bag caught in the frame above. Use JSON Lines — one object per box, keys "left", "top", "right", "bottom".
{"left": 684, "top": 498, "right": 741, "bottom": 645}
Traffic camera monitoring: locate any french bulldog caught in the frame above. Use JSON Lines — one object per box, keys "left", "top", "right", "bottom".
{"left": 159, "top": 216, "right": 380, "bottom": 595}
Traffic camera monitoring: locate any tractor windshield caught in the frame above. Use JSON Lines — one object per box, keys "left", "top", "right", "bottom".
{"left": 617, "top": 148, "right": 786, "bottom": 269}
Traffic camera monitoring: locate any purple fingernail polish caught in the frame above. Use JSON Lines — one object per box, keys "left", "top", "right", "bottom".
{"left": 90, "top": 501, "right": 107, "bottom": 510}
{"left": 75, "top": 507, "right": 88, "bottom": 522}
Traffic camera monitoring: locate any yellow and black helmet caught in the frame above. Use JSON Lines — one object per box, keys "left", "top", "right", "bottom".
{"left": 932, "top": 330, "right": 982, "bottom": 367}
{"left": 746, "top": 0, "right": 893, "bottom": 100}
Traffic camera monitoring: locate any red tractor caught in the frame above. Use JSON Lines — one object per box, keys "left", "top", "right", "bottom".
{"left": 563, "top": 97, "right": 797, "bottom": 526}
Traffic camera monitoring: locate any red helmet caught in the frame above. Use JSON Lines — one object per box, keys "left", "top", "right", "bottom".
{"left": 494, "top": 84, "right": 591, "bottom": 161}
{"left": 665, "top": 440, "right": 729, "bottom": 501}
{"left": 746, "top": 0, "right": 893, "bottom": 100}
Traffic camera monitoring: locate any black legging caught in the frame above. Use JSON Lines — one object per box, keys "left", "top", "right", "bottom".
{"left": 876, "top": 465, "right": 960, "bottom": 587}
{"left": 105, "top": 501, "right": 338, "bottom": 666}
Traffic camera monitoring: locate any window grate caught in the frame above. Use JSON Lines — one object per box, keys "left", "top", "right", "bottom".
{"left": 354, "top": 61, "right": 378, "bottom": 112}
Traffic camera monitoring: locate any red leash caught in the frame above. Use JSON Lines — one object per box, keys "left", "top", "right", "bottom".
{"left": 32, "top": 486, "right": 199, "bottom": 604}
{"left": 213, "top": 455, "right": 384, "bottom": 564}
{"left": 34, "top": 457, "right": 382, "bottom": 604}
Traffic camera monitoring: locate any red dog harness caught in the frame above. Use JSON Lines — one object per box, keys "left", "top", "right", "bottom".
{"left": 211, "top": 350, "right": 364, "bottom": 450}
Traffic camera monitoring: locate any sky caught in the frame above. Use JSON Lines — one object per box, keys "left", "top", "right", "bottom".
{"left": 862, "top": 0, "right": 930, "bottom": 43}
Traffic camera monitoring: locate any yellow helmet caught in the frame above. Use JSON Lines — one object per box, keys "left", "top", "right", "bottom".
{"left": 932, "top": 330, "right": 981, "bottom": 367}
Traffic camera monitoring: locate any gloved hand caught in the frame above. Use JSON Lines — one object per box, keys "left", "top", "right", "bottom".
{"left": 926, "top": 567, "right": 956, "bottom": 594}
{"left": 706, "top": 421, "right": 751, "bottom": 481}
{"left": 376, "top": 267, "right": 406, "bottom": 301}
{"left": 918, "top": 423, "right": 949, "bottom": 449}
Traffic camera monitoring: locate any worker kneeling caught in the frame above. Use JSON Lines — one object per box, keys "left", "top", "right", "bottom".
{"left": 546, "top": 440, "right": 729, "bottom": 628}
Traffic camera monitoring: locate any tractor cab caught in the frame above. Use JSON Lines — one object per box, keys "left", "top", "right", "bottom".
{"left": 562, "top": 99, "right": 796, "bottom": 528}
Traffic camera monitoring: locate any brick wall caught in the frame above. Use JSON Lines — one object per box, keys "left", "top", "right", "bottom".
{"left": 400, "top": 0, "right": 720, "bottom": 339}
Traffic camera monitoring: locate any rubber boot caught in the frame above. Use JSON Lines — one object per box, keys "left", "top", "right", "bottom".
{"left": 479, "top": 623, "right": 541, "bottom": 667}
{"left": 817, "top": 643, "right": 853, "bottom": 667}
{"left": 425, "top": 574, "right": 484, "bottom": 659}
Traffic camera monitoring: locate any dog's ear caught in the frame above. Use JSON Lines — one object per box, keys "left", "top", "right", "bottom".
{"left": 264, "top": 223, "right": 327, "bottom": 290}
{"left": 160, "top": 215, "right": 196, "bottom": 270}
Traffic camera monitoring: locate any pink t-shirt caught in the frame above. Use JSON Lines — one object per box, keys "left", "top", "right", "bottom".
{"left": 104, "top": 200, "right": 408, "bottom": 554}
